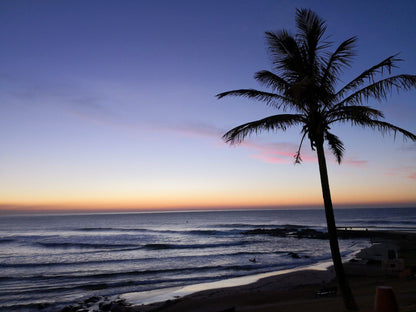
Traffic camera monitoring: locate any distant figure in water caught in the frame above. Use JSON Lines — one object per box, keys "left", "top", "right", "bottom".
{"left": 249, "top": 257, "right": 256, "bottom": 263}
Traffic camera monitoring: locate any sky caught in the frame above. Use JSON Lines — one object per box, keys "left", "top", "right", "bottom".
{"left": 0, "top": 0, "right": 415, "bottom": 213}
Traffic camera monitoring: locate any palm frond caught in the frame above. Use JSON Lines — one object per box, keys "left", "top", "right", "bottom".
{"left": 325, "top": 131, "right": 344, "bottom": 164}
{"left": 254, "top": 70, "right": 290, "bottom": 92}
{"left": 328, "top": 105, "right": 384, "bottom": 124}
{"left": 332, "top": 113, "right": 416, "bottom": 141}
{"left": 321, "top": 37, "right": 356, "bottom": 88}
{"left": 294, "top": 131, "right": 308, "bottom": 164}
{"left": 296, "top": 8, "right": 328, "bottom": 58}
{"left": 266, "top": 30, "right": 298, "bottom": 61}
{"left": 337, "top": 74, "right": 416, "bottom": 106}
{"left": 335, "top": 54, "right": 403, "bottom": 99}
{"left": 223, "top": 114, "right": 304, "bottom": 144}
{"left": 265, "top": 30, "right": 304, "bottom": 78}
{"left": 218, "top": 8, "right": 416, "bottom": 175}
{"left": 353, "top": 120, "right": 416, "bottom": 141}
{"left": 216, "top": 89, "right": 291, "bottom": 110}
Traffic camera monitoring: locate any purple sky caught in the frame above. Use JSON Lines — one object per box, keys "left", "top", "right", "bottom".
{"left": 0, "top": 0, "right": 415, "bottom": 211}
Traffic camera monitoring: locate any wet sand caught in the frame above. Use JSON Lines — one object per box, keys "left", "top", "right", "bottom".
{"left": 133, "top": 264, "right": 416, "bottom": 312}
{"left": 61, "top": 233, "right": 416, "bottom": 312}
{"left": 130, "top": 235, "right": 416, "bottom": 312}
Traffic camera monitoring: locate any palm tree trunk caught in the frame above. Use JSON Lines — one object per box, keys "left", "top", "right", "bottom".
{"left": 316, "top": 142, "right": 359, "bottom": 311}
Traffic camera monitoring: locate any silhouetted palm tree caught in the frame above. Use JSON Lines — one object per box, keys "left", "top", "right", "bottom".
{"left": 217, "top": 9, "right": 416, "bottom": 311}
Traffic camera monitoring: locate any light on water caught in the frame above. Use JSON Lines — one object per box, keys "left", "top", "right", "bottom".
{"left": 0, "top": 208, "right": 415, "bottom": 311}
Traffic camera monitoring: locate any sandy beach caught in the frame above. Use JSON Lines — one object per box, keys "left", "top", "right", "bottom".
{"left": 126, "top": 266, "right": 414, "bottom": 312}
{"left": 87, "top": 234, "right": 412, "bottom": 312}
{"left": 56, "top": 229, "right": 416, "bottom": 312}
{"left": 58, "top": 264, "right": 416, "bottom": 312}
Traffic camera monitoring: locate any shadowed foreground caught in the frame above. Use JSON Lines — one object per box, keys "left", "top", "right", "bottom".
{"left": 60, "top": 233, "right": 416, "bottom": 312}
{"left": 62, "top": 268, "right": 416, "bottom": 312}
{"left": 134, "top": 269, "right": 416, "bottom": 312}
{"left": 135, "top": 234, "right": 416, "bottom": 312}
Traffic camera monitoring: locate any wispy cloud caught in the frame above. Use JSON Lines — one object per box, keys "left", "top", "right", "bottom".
{"left": 397, "top": 145, "right": 416, "bottom": 152}
{"left": 235, "top": 140, "right": 369, "bottom": 167}
{"left": 67, "top": 102, "right": 225, "bottom": 142}
{"left": 240, "top": 141, "right": 313, "bottom": 164}
{"left": 167, "top": 123, "right": 223, "bottom": 139}
{"left": 384, "top": 166, "right": 416, "bottom": 180}
{"left": 2, "top": 76, "right": 121, "bottom": 126}
{"left": 340, "top": 158, "right": 368, "bottom": 167}
{"left": 64, "top": 97, "right": 119, "bottom": 125}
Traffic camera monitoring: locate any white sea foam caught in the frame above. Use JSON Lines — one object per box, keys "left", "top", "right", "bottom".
{"left": 0, "top": 207, "right": 414, "bottom": 311}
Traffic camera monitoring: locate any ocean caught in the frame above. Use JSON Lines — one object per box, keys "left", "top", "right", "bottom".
{"left": 1, "top": 207, "right": 415, "bottom": 311}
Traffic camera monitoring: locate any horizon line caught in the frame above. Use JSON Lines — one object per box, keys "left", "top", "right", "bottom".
{"left": 1, "top": 203, "right": 415, "bottom": 216}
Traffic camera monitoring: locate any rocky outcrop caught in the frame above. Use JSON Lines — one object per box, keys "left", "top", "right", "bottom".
{"left": 59, "top": 296, "right": 132, "bottom": 312}
{"left": 242, "top": 228, "right": 329, "bottom": 239}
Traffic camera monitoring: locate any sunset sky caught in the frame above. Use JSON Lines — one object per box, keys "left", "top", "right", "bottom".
{"left": 1, "top": 0, "right": 415, "bottom": 213}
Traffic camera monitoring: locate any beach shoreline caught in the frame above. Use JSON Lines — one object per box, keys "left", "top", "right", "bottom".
{"left": 128, "top": 233, "right": 415, "bottom": 312}
{"left": 60, "top": 263, "right": 416, "bottom": 312}
{"left": 121, "top": 260, "right": 335, "bottom": 307}
{"left": 133, "top": 267, "right": 337, "bottom": 312}
{"left": 54, "top": 227, "right": 416, "bottom": 312}
{"left": 121, "top": 238, "right": 368, "bottom": 308}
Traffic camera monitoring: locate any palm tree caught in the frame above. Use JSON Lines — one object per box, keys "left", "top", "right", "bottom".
{"left": 217, "top": 8, "right": 416, "bottom": 311}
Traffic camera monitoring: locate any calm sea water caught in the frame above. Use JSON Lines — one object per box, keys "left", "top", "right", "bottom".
{"left": 1, "top": 207, "right": 415, "bottom": 311}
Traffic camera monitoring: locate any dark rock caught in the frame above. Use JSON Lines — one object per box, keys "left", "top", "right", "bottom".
{"left": 100, "top": 302, "right": 112, "bottom": 311}
{"left": 61, "top": 296, "right": 131, "bottom": 312}
{"left": 243, "top": 228, "right": 298, "bottom": 237}
{"left": 296, "top": 228, "right": 329, "bottom": 239}
{"left": 288, "top": 252, "right": 301, "bottom": 259}
{"left": 98, "top": 299, "right": 130, "bottom": 312}
{"left": 60, "top": 305, "right": 77, "bottom": 312}
{"left": 84, "top": 296, "right": 101, "bottom": 304}
{"left": 242, "top": 227, "right": 329, "bottom": 239}
{"left": 37, "top": 302, "right": 50, "bottom": 310}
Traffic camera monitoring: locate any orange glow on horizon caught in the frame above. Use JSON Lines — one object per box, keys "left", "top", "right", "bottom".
{"left": 1, "top": 196, "right": 415, "bottom": 214}
{"left": 1, "top": 181, "right": 415, "bottom": 213}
